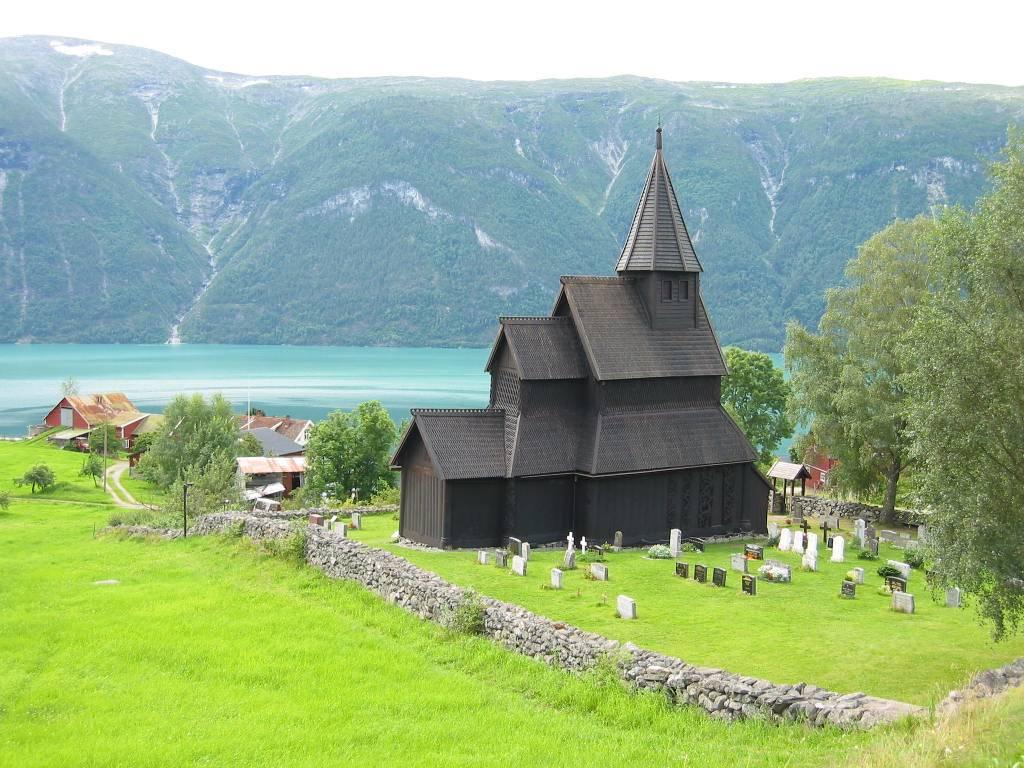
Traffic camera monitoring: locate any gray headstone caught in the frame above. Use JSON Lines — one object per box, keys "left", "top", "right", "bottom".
{"left": 494, "top": 550, "right": 508, "bottom": 568}
{"left": 616, "top": 595, "right": 637, "bottom": 620}
{"left": 778, "top": 529, "right": 793, "bottom": 551}
{"left": 521, "top": 542, "right": 531, "bottom": 561}
{"left": 868, "top": 538, "right": 879, "bottom": 556}
{"left": 512, "top": 555, "right": 527, "bottom": 576}
{"left": 350, "top": 512, "right": 362, "bottom": 530}
{"left": 945, "top": 587, "right": 962, "bottom": 608}
{"left": 551, "top": 568, "right": 563, "bottom": 589}
{"left": 669, "top": 528, "right": 682, "bottom": 558}
{"left": 563, "top": 549, "right": 576, "bottom": 570}
{"left": 892, "top": 591, "right": 916, "bottom": 614}
{"left": 591, "top": 563, "right": 608, "bottom": 581}
{"left": 852, "top": 567, "right": 865, "bottom": 584}
{"left": 880, "top": 529, "right": 899, "bottom": 543}
{"left": 477, "top": 550, "right": 490, "bottom": 565}
{"left": 613, "top": 530, "right": 623, "bottom": 551}
{"left": 508, "top": 537, "right": 522, "bottom": 556}
{"left": 336, "top": 523, "right": 348, "bottom": 538}
{"left": 887, "top": 559, "right": 912, "bottom": 580}
{"left": 767, "top": 521, "right": 779, "bottom": 539}
{"left": 730, "top": 553, "right": 748, "bottom": 573}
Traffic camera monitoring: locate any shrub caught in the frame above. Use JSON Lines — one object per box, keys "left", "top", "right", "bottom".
{"left": 445, "top": 589, "right": 486, "bottom": 635}
{"left": 648, "top": 544, "right": 673, "bottom": 559}
{"left": 262, "top": 526, "right": 308, "bottom": 566}
{"left": 903, "top": 549, "right": 925, "bottom": 569}
{"left": 877, "top": 564, "right": 903, "bottom": 579}
{"left": 858, "top": 549, "right": 879, "bottom": 561}
{"left": 369, "top": 485, "right": 400, "bottom": 506}
{"left": 766, "top": 534, "right": 780, "bottom": 547}
{"left": 15, "top": 464, "right": 56, "bottom": 493}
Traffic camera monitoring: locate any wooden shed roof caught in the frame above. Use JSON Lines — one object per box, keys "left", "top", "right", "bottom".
{"left": 767, "top": 461, "right": 812, "bottom": 481}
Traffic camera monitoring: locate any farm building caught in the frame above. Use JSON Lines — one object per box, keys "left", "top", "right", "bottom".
{"left": 237, "top": 415, "right": 314, "bottom": 446}
{"left": 391, "top": 128, "right": 769, "bottom": 549}
{"left": 43, "top": 392, "right": 159, "bottom": 450}
{"left": 237, "top": 456, "right": 307, "bottom": 501}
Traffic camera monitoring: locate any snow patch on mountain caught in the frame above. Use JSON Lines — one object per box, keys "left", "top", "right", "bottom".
{"left": 382, "top": 181, "right": 451, "bottom": 220}
{"left": 205, "top": 75, "right": 271, "bottom": 89}
{"left": 50, "top": 41, "right": 113, "bottom": 58}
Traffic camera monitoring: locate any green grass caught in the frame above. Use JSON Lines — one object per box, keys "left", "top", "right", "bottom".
{"left": 350, "top": 515, "right": 1024, "bottom": 706}
{"left": 118, "top": 472, "right": 169, "bottom": 507}
{"left": 0, "top": 440, "right": 113, "bottom": 505}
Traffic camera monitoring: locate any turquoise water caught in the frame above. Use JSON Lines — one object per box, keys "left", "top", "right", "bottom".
{"left": 0, "top": 345, "right": 786, "bottom": 440}
{"left": 0, "top": 345, "right": 491, "bottom": 436}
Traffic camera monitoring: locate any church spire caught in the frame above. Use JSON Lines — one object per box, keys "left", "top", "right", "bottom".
{"left": 615, "top": 127, "right": 702, "bottom": 273}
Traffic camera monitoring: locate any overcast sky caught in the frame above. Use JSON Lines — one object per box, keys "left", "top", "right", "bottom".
{"left": 4, "top": 0, "right": 1022, "bottom": 86}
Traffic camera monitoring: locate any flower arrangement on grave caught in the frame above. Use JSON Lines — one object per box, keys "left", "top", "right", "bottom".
{"left": 647, "top": 544, "right": 673, "bottom": 559}
{"left": 758, "top": 563, "right": 791, "bottom": 583}
{"left": 681, "top": 541, "right": 701, "bottom": 553}
{"left": 845, "top": 569, "right": 859, "bottom": 581}
{"left": 857, "top": 549, "right": 879, "bottom": 561}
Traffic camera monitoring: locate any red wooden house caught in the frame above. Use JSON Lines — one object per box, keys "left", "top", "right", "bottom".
{"left": 43, "top": 393, "right": 158, "bottom": 450}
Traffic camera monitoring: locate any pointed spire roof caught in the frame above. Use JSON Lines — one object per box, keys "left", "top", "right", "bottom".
{"left": 616, "top": 126, "right": 702, "bottom": 273}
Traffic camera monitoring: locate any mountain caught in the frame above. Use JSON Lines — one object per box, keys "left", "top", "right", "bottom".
{"left": 1, "top": 36, "right": 1021, "bottom": 350}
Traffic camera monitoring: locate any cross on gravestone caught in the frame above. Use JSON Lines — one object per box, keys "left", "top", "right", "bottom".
{"left": 566, "top": 531, "right": 575, "bottom": 552}
{"left": 590, "top": 563, "right": 609, "bottom": 581}
{"left": 550, "top": 568, "right": 563, "bottom": 589}
{"left": 820, "top": 520, "right": 831, "bottom": 547}
{"left": 580, "top": 536, "right": 588, "bottom": 554}
{"left": 616, "top": 595, "right": 637, "bottom": 620}
{"left": 741, "top": 574, "right": 757, "bottom": 596}
{"left": 712, "top": 567, "right": 727, "bottom": 587}
{"left": 693, "top": 564, "right": 708, "bottom": 583}
{"left": 800, "top": 518, "right": 811, "bottom": 540}
{"left": 675, "top": 562, "right": 689, "bottom": 578}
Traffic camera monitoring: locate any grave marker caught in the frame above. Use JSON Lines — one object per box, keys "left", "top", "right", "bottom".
{"left": 590, "top": 563, "right": 608, "bottom": 581}
{"left": 477, "top": 550, "right": 490, "bottom": 565}
{"left": 867, "top": 538, "right": 880, "bottom": 557}
{"left": 670, "top": 529, "right": 683, "bottom": 557}
{"left": 767, "top": 522, "right": 779, "bottom": 539}
{"left": 508, "top": 537, "right": 522, "bottom": 556}
{"left": 801, "top": 550, "right": 818, "bottom": 571}
{"left": 731, "top": 553, "right": 748, "bottom": 573}
{"left": 511, "top": 555, "right": 527, "bottom": 576}
{"left": 712, "top": 567, "right": 727, "bottom": 587}
{"left": 613, "top": 531, "right": 623, "bottom": 551}
{"left": 617, "top": 595, "right": 637, "bottom": 620}
{"left": 741, "top": 574, "right": 757, "bottom": 596}
{"left": 945, "top": 587, "right": 962, "bottom": 608}
{"left": 887, "top": 560, "right": 912, "bottom": 580}
{"left": 494, "top": 551, "right": 508, "bottom": 568}
{"left": 309, "top": 513, "right": 324, "bottom": 526}
{"left": 778, "top": 529, "right": 793, "bottom": 551}
{"left": 563, "top": 549, "right": 576, "bottom": 570}
{"left": 521, "top": 542, "right": 531, "bottom": 561}
{"left": 694, "top": 564, "right": 708, "bottom": 583}
{"left": 892, "top": 591, "right": 916, "bottom": 614}
{"left": 551, "top": 568, "right": 563, "bottom": 589}
{"left": 329, "top": 515, "right": 339, "bottom": 530}
{"left": 744, "top": 544, "right": 764, "bottom": 560}
{"left": 886, "top": 575, "right": 908, "bottom": 593}
{"left": 852, "top": 567, "right": 865, "bottom": 584}
{"left": 841, "top": 580, "right": 856, "bottom": 599}
{"left": 675, "top": 562, "right": 689, "bottom": 578}
{"left": 350, "top": 512, "right": 362, "bottom": 530}
{"left": 830, "top": 535, "right": 846, "bottom": 563}
{"left": 792, "top": 531, "right": 805, "bottom": 555}
{"left": 683, "top": 537, "right": 705, "bottom": 552}
{"left": 335, "top": 523, "right": 348, "bottom": 538}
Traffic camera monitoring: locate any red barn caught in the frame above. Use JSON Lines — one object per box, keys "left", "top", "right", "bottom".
{"left": 803, "top": 448, "right": 838, "bottom": 491}
{"left": 43, "top": 393, "right": 157, "bottom": 450}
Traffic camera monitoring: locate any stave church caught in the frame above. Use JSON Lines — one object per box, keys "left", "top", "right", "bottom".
{"left": 391, "top": 127, "right": 769, "bottom": 548}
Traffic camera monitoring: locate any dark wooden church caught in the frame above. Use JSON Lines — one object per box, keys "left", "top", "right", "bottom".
{"left": 391, "top": 128, "right": 769, "bottom": 548}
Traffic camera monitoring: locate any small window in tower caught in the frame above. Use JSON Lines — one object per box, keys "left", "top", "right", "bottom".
{"left": 661, "top": 280, "right": 673, "bottom": 301}
{"left": 681, "top": 279, "right": 689, "bottom": 299}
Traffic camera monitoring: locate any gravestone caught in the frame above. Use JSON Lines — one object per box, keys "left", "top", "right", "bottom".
{"left": 309, "top": 513, "right": 324, "bottom": 526}
{"left": 694, "top": 564, "right": 708, "bottom": 583}
{"left": 767, "top": 522, "right": 779, "bottom": 539}
{"left": 477, "top": 550, "right": 490, "bottom": 565}
{"left": 551, "top": 568, "right": 563, "bottom": 589}
{"left": 712, "top": 567, "right": 727, "bottom": 587}
{"left": 880, "top": 529, "right": 899, "bottom": 543}
{"left": 494, "top": 550, "right": 508, "bottom": 568}
{"left": 617, "top": 595, "right": 637, "bottom": 620}
{"left": 805, "top": 533, "right": 818, "bottom": 557}
{"left": 683, "top": 537, "right": 705, "bottom": 552}
{"left": 744, "top": 544, "right": 764, "bottom": 560}
{"left": 778, "top": 529, "right": 793, "bottom": 551}
{"left": 521, "top": 542, "right": 531, "bottom": 561}
{"left": 670, "top": 528, "right": 682, "bottom": 558}
{"left": 731, "top": 553, "right": 748, "bottom": 573}
{"left": 508, "top": 537, "right": 522, "bottom": 556}
{"left": 892, "top": 591, "right": 916, "bottom": 614}
{"left": 830, "top": 535, "right": 846, "bottom": 563}
{"left": 591, "top": 563, "right": 608, "bottom": 581}
{"left": 867, "top": 538, "right": 880, "bottom": 557}
{"left": 580, "top": 536, "right": 588, "bottom": 554}
{"left": 511, "top": 555, "right": 527, "bottom": 576}
{"left": 759, "top": 562, "right": 792, "bottom": 583}
{"left": 792, "top": 531, "right": 805, "bottom": 555}
{"left": 852, "top": 567, "right": 865, "bottom": 584}
{"left": 887, "top": 560, "right": 912, "bottom": 580}
{"left": 946, "top": 587, "right": 962, "bottom": 608}
{"left": 566, "top": 531, "right": 575, "bottom": 554}
{"left": 841, "top": 580, "right": 856, "bottom": 599}
{"left": 350, "top": 512, "right": 362, "bottom": 530}
{"left": 742, "top": 574, "right": 757, "bottom": 596}
{"left": 335, "top": 523, "right": 348, "bottom": 538}
{"left": 329, "top": 515, "right": 339, "bottom": 530}
{"left": 675, "top": 562, "right": 689, "bottom": 578}
{"left": 886, "top": 575, "right": 908, "bottom": 593}
{"left": 613, "top": 531, "right": 623, "bottom": 551}
{"left": 563, "top": 549, "right": 576, "bottom": 570}
{"left": 801, "top": 550, "right": 818, "bottom": 571}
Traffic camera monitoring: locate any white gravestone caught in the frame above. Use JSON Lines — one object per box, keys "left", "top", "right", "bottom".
{"left": 563, "top": 549, "right": 576, "bottom": 570}
{"left": 830, "top": 535, "right": 846, "bottom": 563}
{"left": 778, "top": 529, "right": 793, "bottom": 552}
{"left": 521, "top": 542, "right": 531, "bottom": 561}
{"left": 329, "top": 515, "right": 339, "bottom": 530}
{"left": 852, "top": 567, "right": 865, "bottom": 584}
{"left": 806, "top": 533, "right": 819, "bottom": 556}
{"left": 731, "top": 553, "right": 748, "bottom": 573}
{"left": 566, "top": 532, "right": 575, "bottom": 552}
{"left": 670, "top": 528, "right": 682, "bottom": 558}
{"left": 854, "top": 519, "right": 866, "bottom": 547}
{"left": 767, "top": 521, "right": 779, "bottom": 539}
{"left": 946, "top": 587, "right": 962, "bottom": 608}
{"left": 887, "top": 560, "right": 912, "bottom": 580}
{"left": 591, "top": 563, "right": 608, "bottom": 581}
{"left": 792, "top": 531, "right": 805, "bottom": 555}
{"left": 801, "top": 550, "right": 818, "bottom": 571}
{"left": 580, "top": 536, "right": 588, "bottom": 554}
{"left": 512, "top": 555, "right": 527, "bottom": 576}
{"left": 477, "top": 550, "right": 490, "bottom": 565}
{"left": 892, "top": 592, "right": 916, "bottom": 614}
{"left": 551, "top": 568, "right": 563, "bottom": 589}
{"left": 617, "top": 595, "right": 637, "bottom": 620}
{"left": 336, "top": 523, "right": 348, "bottom": 538}
{"left": 350, "top": 512, "right": 361, "bottom": 530}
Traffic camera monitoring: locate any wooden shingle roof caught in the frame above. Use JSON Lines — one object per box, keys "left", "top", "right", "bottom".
{"left": 404, "top": 409, "right": 506, "bottom": 480}
{"left": 558, "top": 277, "right": 727, "bottom": 380}
{"left": 485, "top": 316, "right": 589, "bottom": 380}
{"left": 616, "top": 127, "right": 702, "bottom": 274}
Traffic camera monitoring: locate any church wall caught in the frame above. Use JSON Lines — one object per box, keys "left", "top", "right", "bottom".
{"left": 447, "top": 479, "right": 506, "bottom": 548}
{"left": 511, "top": 476, "right": 574, "bottom": 545}
{"left": 398, "top": 432, "right": 445, "bottom": 548}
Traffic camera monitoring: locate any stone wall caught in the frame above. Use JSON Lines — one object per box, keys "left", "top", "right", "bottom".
{"left": 192, "top": 512, "right": 922, "bottom": 729}
{"left": 244, "top": 505, "right": 398, "bottom": 522}
{"left": 789, "top": 496, "right": 929, "bottom": 526}
{"left": 938, "top": 658, "right": 1024, "bottom": 715}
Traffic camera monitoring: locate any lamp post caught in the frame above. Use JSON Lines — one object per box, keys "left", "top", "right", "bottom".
{"left": 183, "top": 481, "right": 194, "bottom": 538}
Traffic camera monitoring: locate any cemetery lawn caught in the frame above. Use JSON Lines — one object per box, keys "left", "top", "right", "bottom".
{"left": 0, "top": 498, "right": 891, "bottom": 768}
{"left": 0, "top": 440, "right": 112, "bottom": 505}
{"left": 353, "top": 516, "right": 1024, "bottom": 706}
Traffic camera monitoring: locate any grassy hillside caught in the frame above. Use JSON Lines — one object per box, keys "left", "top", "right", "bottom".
{"left": 1, "top": 37, "right": 1022, "bottom": 348}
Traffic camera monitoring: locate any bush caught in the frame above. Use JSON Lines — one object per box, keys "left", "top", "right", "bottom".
{"left": 369, "top": 485, "right": 400, "bottom": 506}
{"left": 766, "top": 534, "right": 780, "bottom": 547}
{"left": 262, "top": 526, "right": 308, "bottom": 566}
{"left": 647, "top": 544, "right": 673, "bottom": 559}
{"left": 445, "top": 589, "right": 486, "bottom": 635}
{"left": 877, "top": 564, "right": 903, "bottom": 579}
{"left": 903, "top": 549, "right": 925, "bottom": 569}
{"left": 858, "top": 549, "right": 879, "bottom": 561}
{"left": 15, "top": 464, "right": 56, "bottom": 493}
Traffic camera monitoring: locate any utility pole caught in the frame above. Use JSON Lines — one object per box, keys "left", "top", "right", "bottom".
{"left": 183, "top": 481, "right": 194, "bottom": 538}
{"left": 103, "top": 425, "right": 108, "bottom": 492}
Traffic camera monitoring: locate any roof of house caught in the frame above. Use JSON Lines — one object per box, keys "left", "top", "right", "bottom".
{"left": 768, "top": 461, "right": 813, "bottom": 481}
{"left": 615, "top": 127, "right": 702, "bottom": 274}
{"left": 247, "top": 427, "right": 305, "bottom": 457}
{"left": 394, "top": 409, "right": 506, "bottom": 480}
{"left": 237, "top": 415, "right": 313, "bottom": 443}
{"left": 484, "top": 316, "right": 589, "bottom": 380}
{"left": 133, "top": 414, "right": 164, "bottom": 435}
{"left": 557, "top": 277, "right": 727, "bottom": 380}
{"left": 61, "top": 393, "right": 140, "bottom": 424}
{"left": 237, "top": 456, "right": 307, "bottom": 475}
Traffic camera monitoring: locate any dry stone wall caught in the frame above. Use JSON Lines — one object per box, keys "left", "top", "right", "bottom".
{"left": 790, "top": 496, "right": 929, "bottom": 526}
{"left": 193, "top": 512, "right": 922, "bottom": 729}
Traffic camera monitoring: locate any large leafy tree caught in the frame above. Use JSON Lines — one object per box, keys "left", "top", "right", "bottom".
{"left": 88, "top": 422, "right": 120, "bottom": 455}
{"left": 140, "top": 394, "right": 241, "bottom": 489}
{"left": 905, "top": 129, "right": 1024, "bottom": 639}
{"left": 16, "top": 464, "right": 56, "bottom": 494}
{"left": 721, "top": 347, "right": 793, "bottom": 466}
{"left": 785, "top": 216, "right": 935, "bottom": 521}
{"left": 305, "top": 401, "right": 398, "bottom": 502}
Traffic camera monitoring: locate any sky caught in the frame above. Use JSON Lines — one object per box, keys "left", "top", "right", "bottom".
{"left": 3, "top": 0, "right": 1022, "bottom": 86}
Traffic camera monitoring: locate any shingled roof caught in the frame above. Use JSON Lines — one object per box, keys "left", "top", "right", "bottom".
{"left": 402, "top": 409, "right": 506, "bottom": 480}
{"left": 557, "top": 276, "right": 727, "bottom": 380}
{"left": 485, "top": 317, "right": 589, "bottom": 380}
{"left": 615, "top": 126, "right": 702, "bottom": 274}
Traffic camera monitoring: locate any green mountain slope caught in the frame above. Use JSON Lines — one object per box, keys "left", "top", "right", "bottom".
{"left": 1, "top": 36, "right": 1021, "bottom": 348}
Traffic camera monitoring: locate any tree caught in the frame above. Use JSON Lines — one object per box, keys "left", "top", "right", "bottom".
{"left": 60, "top": 377, "right": 79, "bottom": 397}
{"left": 305, "top": 401, "right": 398, "bottom": 502}
{"left": 905, "top": 129, "right": 1024, "bottom": 639}
{"left": 720, "top": 347, "right": 793, "bottom": 466}
{"left": 16, "top": 464, "right": 56, "bottom": 493}
{"left": 88, "top": 422, "right": 120, "bottom": 455}
{"left": 785, "top": 216, "right": 935, "bottom": 521}
{"left": 79, "top": 453, "right": 104, "bottom": 487}
{"left": 0, "top": 489, "right": 10, "bottom": 510}
{"left": 238, "top": 431, "right": 262, "bottom": 457}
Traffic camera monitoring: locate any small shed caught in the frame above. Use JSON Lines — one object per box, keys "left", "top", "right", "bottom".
{"left": 237, "top": 456, "right": 307, "bottom": 498}
{"left": 767, "top": 461, "right": 812, "bottom": 512}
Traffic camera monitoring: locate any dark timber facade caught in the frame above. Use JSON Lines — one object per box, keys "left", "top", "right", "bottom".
{"left": 392, "top": 128, "right": 770, "bottom": 548}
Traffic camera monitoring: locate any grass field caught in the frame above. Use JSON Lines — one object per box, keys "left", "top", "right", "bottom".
{"left": 0, "top": 440, "right": 112, "bottom": 505}
{"left": 117, "top": 472, "right": 169, "bottom": 507}
{"left": 349, "top": 516, "right": 1024, "bottom": 706}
